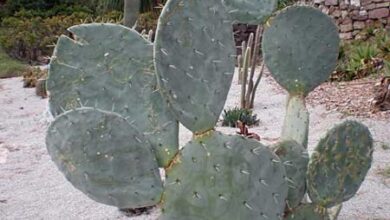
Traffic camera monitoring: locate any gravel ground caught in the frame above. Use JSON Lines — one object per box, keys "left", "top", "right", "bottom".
{"left": 0, "top": 71, "right": 389, "bottom": 220}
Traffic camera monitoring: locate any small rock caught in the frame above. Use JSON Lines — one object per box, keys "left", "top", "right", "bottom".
{"left": 325, "top": 0, "right": 338, "bottom": 6}
{"left": 340, "top": 23, "right": 354, "bottom": 32}
{"left": 340, "top": 32, "right": 353, "bottom": 39}
{"left": 353, "top": 21, "right": 366, "bottom": 29}
{"left": 369, "top": 8, "right": 389, "bottom": 19}
{"left": 375, "top": 2, "right": 390, "bottom": 8}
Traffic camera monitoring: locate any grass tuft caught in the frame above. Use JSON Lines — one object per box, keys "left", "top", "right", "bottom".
{"left": 0, "top": 47, "right": 28, "bottom": 79}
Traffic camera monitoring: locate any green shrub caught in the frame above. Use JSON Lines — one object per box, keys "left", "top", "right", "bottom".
{"left": 0, "top": 13, "right": 88, "bottom": 62}
{"left": 332, "top": 27, "right": 390, "bottom": 81}
{"left": 0, "top": 11, "right": 122, "bottom": 63}
{"left": 1, "top": 0, "right": 97, "bottom": 18}
{"left": 0, "top": 47, "right": 28, "bottom": 78}
{"left": 222, "top": 107, "right": 260, "bottom": 127}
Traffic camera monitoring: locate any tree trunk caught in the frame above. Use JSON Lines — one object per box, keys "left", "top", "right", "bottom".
{"left": 124, "top": 0, "right": 140, "bottom": 28}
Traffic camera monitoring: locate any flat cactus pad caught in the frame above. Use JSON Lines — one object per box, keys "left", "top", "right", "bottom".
{"left": 154, "top": 0, "right": 236, "bottom": 133}
{"left": 273, "top": 140, "right": 309, "bottom": 209}
{"left": 46, "top": 108, "right": 163, "bottom": 208}
{"left": 221, "top": 0, "right": 277, "bottom": 24}
{"left": 47, "top": 24, "right": 178, "bottom": 167}
{"left": 307, "top": 120, "right": 373, "bottom": 207}
{"left": 262, "top": 6, "right": 339, "bottom": 95}
{"left": 161, "top": 131, "right": 288, "bottom": 220}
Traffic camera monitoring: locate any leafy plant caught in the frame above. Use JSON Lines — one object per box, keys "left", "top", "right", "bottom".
{"left": 350, "top": 43, "right": 379, "bottom": 63}
{"left": 1, "top": 0, "right": 98, "bottom": 18}
{"left": 384, "top": 60, "right": 390, "bottom": 77}
{"left": 221, "top": 107, "right": 260, "bottom": 127}
{"left": 0, "top": 11, "right": 123, "bottom": 63}
{"left": 333, "top": 26, "right": 390, "bottom": 81}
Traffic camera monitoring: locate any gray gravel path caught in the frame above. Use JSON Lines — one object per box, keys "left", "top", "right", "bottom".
{"left": 1, "top": 72, "right": 389, "bottom": 220}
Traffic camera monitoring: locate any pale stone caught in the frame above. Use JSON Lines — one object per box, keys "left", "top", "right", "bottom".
{"left": 369, "top": 8, "right": 389, "bottom": 19}
{"left": 340, "top": 23, "right": 354, "bottom": 32}
{"left": 340, "top": 32, "right": 353, "bottom": 39}
{"left": 376, "top": 2, "right": 390, "bottom": 8}
{"left": 332, "top": 9, "right": 342, "bottom": 17}
{"left": 325, "top": 0, "right": 338, "bottom": 5}
{"left": 351, "top": 0, "right": 361, "bottom": 6}
{"left": 342, "top": 10, "right": 349, "bottom": 18}
{"left": 353, "top": 21, "right": 366, "bottom": 29}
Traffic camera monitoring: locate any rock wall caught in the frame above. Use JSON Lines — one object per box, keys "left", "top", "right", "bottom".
{"left": 233, "top": 0, "right": 390, "bottom": 54}
{"left": 312, "top": 0, "right": 390, "bottom": 39}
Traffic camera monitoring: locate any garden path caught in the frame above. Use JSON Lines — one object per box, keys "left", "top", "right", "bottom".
{"left": 0, "top": 70, "right": 389, "bottom": 219}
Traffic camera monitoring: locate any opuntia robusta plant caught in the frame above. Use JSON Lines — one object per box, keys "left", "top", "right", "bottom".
{"left": 45, "top": 1, "right": 374, "bottom": 220}
{"left": 47, "top": 24, "right": 179, "bottom": 168}
{"left": 263, "top": 6, "right": 374, "bottom": 219}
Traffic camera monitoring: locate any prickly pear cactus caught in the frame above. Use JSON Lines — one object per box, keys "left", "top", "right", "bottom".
{"left": 46, "top": 0, "right": 289, "bottom": 216}
{"left": 154, "top": 0, "right": 236, "bottom": 133}
{"left": 161, "top": 131, "right": 288, "bottom": 220}
{"left": 45, "top": 1, "right": 374, "bottom": 219}
{"left": 262, "top": 6, "right": 339, "bottom": 96}
{"left": 153, "top": 0, "right": 288, "bottom": 219}
{"left": 307, "top": 120, "right": 373, "bottom": 208}
{"left": 263, "top": 6, "right": 374, "bottom": 219}
{"left": 46, "top": 107, "right": 163, "bottom": 208}
{"left": 285, "top": 204, "right": 329, "bottom": 220}
{"left": 221, "top": 0, "right": 277, "bottom": 24}
{"left": 273, "top": 140, "right": 309, "bottom": 209}
{"left": 47, "top": 24, "right": 178, "bottom": 167}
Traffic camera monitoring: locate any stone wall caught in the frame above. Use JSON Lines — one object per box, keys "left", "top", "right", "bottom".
{"left": 312, "top": 0, "right": 390, "bottom": 39}
{"left": 233, "top": 0, "right": 390, "bottom": 54}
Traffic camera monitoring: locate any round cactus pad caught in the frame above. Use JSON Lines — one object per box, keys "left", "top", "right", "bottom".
{"left": 46, "top": 108, "right": 163, "bottom": 208}
{"left": 154, "top": 0, "right": 236, "bottom": 133}
{"left": 262, "top": 6, "right": 339, "bottom": 95}
{"left": 285, "top": 204, "right": 329, "bottom": 220}
{"left": 161, "top": 131, "right": 288, "bottom": 220}
{"left": 307, "top": 120, "right": 373, "bottom": 207}
{"left": 273, "top": 140, "right": 309, "bottom": 209}
{"left": 221, "top": 0, "right": 277, "bottom": 24}
{"left": 47, "top": 23, "right": 178, "bottom": 167}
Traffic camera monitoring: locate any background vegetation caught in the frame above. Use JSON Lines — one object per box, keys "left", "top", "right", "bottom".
{"left": 0, "top": 0, "right": 388, "bottom": 82}
{"left": 0, "top": 0, "right": 164, "bottom": 66}
{"left": 333, "top": 25, "right": 390, "bottom": 81}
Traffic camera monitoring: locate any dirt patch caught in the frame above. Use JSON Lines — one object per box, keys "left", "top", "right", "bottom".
{"left": 307, "top": 77, "right": 390, "bottom": 120}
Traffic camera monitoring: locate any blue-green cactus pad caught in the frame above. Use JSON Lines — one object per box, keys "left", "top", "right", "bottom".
{"left": 273, "top": 140, "right": 309, "bottom": 209}
{"left": 221, "top": 0, "right": 277, "bottom": 24}
{"left": 262, "top": 6, "right": 339, "bottom": 95}
{"left": 307, "top": 120, "right": 373, "bottom": 208}
{"left": 46, "top": 108, "right": 163, "bottom": 208}
{"left": 161, "top": 131, "right": 288, "bottom": 219}
{"left": 154, "top": 0, "right": 236, "bottom": 133}
{"left": 47, "top": 23, "right": 178, "bottom": 167}
{"left": 285, "top": 204, "right": 329, "bottom": 220}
